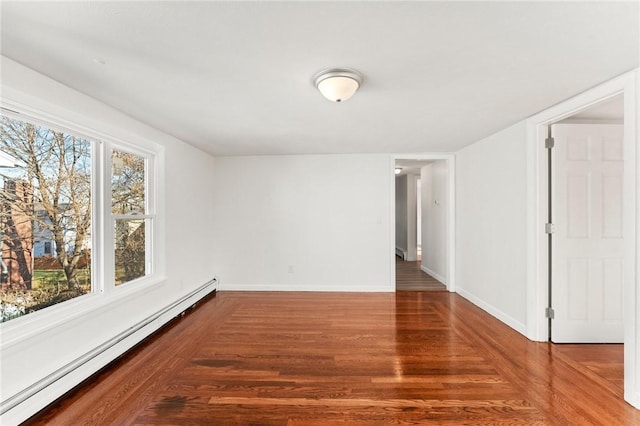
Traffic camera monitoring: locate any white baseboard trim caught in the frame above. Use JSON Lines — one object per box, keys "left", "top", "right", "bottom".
{"left": 0, "top": 279, "right": 218, "bottom": 425}
{"left": 628, "top": 392, "right": 640, "bottom": 411}
{"left": 218, "top": 282, "right": 394, "bottom": 292}
{"left": 456, "top": 287, "right": 527, "bottom": 336}
{"left": 420, "top": 265, "right": 447, "bottom": 286}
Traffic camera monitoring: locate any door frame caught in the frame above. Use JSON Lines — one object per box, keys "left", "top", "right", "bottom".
{"left": 390, "top": 153, "right": 456, "bottom": 292}
{"left": 525, "top": 70, "right": 639, "bottom": 407}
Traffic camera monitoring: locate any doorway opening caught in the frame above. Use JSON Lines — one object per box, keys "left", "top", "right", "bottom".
{"left": 526, "top": 71, "right": 637, "bottom": 407}
{"left": 391, "top": 155, "right": 455, "bottom": 292}
{"left": 547, "top": 95, "right": 624, "bottom": 343}
{"left": 545, "top": 95, "right": 625, "bottom": 399}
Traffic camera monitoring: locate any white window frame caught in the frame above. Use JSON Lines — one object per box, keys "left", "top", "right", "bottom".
{"left": 105, "top": 143, "right": 157, "bottom": 290}
{"left": 0, "top": 101, "right": 163, "bottom": 342}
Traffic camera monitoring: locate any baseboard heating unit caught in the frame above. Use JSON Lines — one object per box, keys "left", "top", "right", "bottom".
{"left": 0, "top": 277, "right": 218, "bottom": 421}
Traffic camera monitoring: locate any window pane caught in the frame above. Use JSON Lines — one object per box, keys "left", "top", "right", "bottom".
{"left": 114, "top": 219, "right": 146, "bottom": 285}
{"left": 112, "top": 150, "right": 145, "bottom": 215}
{"left": 1, "top": 115, "right": 92, "bottom": 322}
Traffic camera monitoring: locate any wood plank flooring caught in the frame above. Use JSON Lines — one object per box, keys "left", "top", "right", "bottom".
{"left": 396, "top": 258, "right": 446, "bottom": 291}
{"left": 25, "top": 291, "right": 638, "bottom": 425}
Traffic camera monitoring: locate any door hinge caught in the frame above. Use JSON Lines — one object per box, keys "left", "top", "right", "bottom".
{"left": 545, "top": 223, "right": 555, "bottom": 234}
{"left": 545, "top": 136, "right": 555, "bottom": 149}
{"left": 545, "top": 307, "right": 555, "bottom": 319}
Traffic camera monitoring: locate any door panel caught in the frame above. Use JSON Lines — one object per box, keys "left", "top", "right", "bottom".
{"left": 551, "top": 123, "right": 624, "bottom": 343}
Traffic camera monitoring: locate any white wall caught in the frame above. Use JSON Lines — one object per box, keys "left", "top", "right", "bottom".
{"left": 406, "top": 175, "right": 418, "bottom": 261}
{"left": 0, "top": 57, "right": 217, "bottom": 423}
{"left": 456, "top": 121, "right": 528, "bottom": 334}
{"left": 212, "top": 154, "right": 392, "bottom": 292}
{"left": 416, "top": 178, "right": 422, "bottom": 246}
{"left": 395, "top": 174, "right": 418, "bottom": 261}
{"left": 420, "top": 160, "right": 448, "bottom": 283}
{"left": 395, "top": 175, "right": 408, "bottom": 254}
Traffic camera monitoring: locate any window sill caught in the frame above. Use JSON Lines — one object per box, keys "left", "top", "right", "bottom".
{"left": 0, "top": 275, "right": 168, "bottom": 350}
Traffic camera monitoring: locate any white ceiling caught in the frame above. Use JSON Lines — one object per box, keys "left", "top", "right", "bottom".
{"left": 1, "top": 1, "right": 638, "bottom": 156}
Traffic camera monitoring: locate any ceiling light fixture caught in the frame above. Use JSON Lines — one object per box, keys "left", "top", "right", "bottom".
{"left": 313, "top": 68, "right": 363, "bottom": 103}
{"left": 395, "top": 168, "right": 402, "bottom": 175}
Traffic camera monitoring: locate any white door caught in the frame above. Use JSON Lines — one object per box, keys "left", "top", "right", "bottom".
{"left": 551, "top": 123, "right": 624, "bottom": 343}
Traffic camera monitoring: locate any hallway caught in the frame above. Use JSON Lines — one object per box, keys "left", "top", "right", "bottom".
{"left": 395, "top": 258, "right": 446, "bottom": 291}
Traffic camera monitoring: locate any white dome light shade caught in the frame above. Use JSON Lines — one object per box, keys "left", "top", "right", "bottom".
{"left": 314, "top": 69, "right": 362, "bottom": 103}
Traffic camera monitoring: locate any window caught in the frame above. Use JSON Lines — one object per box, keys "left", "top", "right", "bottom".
{"left": 0, "top": 112, "right": 156, "bottom": 323}
{"left": 111, "top": 150, "right": 152, "bottom": 285}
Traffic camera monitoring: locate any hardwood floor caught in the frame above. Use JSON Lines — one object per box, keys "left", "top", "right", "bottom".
{"left": 25, "top": 291, "right": 637, "bottom": 425}
{"left": 396, "top": 258, "right": 446, "bottom": 291}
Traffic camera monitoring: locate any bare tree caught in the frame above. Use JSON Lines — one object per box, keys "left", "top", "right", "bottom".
{"left": 1, "top": 116, "right": 91, "bottom": 293}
